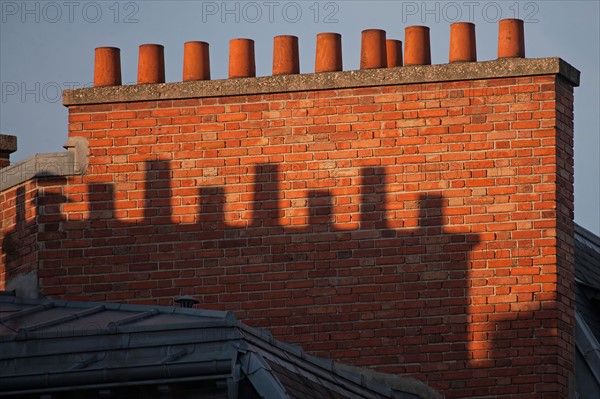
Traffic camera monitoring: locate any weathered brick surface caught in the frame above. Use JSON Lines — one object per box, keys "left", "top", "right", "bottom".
{"left": 1, "top": 74, "right": 575, "bottom": 398}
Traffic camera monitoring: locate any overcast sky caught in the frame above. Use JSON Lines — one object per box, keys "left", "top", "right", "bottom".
{"left": 1, "top": 0, "right": 598, "bottom": 234}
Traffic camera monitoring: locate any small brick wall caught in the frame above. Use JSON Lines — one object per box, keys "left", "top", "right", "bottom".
{"left": 0, "top": 59, "right": 578, "bottom": 398}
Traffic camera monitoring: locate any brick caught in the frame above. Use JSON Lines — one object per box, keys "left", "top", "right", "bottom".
{"left": 0, "top": 70, "right": 576, "bottom": 399}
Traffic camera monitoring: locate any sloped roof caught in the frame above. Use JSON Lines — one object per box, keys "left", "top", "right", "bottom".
{"left": 574, "top": 224, "right": 600, "bottom": 398}
{"left": 0, "top": 294, "right": 429, "bottom": 399}
{"left": 575, "top": 224, "right": 600, "bottom": 288}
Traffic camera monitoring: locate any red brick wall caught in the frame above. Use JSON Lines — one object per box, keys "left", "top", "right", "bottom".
{"left": 1, "top": 182, "right": 43, "bottom": 286}
{"left": 1, "top": 74, "right": 575, "bottom": 398}
{"left": 553, "top": 77, "right": 576, "bottom": 398}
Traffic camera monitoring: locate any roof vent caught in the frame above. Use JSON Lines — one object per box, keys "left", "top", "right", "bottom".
{"left": 174, "top": 296, "right": 199, "bottom": 308}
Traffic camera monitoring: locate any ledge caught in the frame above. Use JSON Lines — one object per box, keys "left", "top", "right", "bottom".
{"left": 63, "top": 57, "right": 579, "bottom": 106}
{"left": 0, "top": 152, "right": 74, "bottom": 191}
{"left": 0, "top": 138, "right": 88, "bottom": 191}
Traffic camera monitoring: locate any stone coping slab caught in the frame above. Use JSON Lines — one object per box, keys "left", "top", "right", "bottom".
{"left": 0, "top": 134, "right": 17, "bottom": 153}
{"left": 63, "top": 57, "right": 579, "bottom": 106}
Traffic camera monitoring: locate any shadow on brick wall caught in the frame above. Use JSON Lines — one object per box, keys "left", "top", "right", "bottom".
{"left": 2, "top": 179, "right": 67, "bottom": 283}
{"left": 2, "top": 160, "right": 485, "bottom": 387}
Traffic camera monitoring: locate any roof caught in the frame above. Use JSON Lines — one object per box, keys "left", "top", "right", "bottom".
{"left": 0, "top": 295, "right": 433, "bottom": 399}
{"left": 574, "top": 224, "right": 600, "bottom": 398}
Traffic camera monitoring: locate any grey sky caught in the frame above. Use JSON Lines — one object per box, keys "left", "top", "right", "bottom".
{"left": 1, "top": 0, "right": 598, "bottom": 234}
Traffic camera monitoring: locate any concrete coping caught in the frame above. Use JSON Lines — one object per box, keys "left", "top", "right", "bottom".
{"left": 0, "top": 137, "right": 88, "bottom": 191}
{"left": 0, "top": 152, "right": 74, "bottom": 191}
{"left": 63, "top": 57, "right": 579, "bottom": 106}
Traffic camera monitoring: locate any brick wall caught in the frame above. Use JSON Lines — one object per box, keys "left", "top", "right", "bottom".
{"left": 1, "top": 183, "right": 38, "bottom": 285}
{"left": 0, "top": 59, "right": 578, "bottom": 398}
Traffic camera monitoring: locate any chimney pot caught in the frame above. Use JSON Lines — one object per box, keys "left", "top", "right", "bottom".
{"left": 360, "top": 29, "right": 387, "bottom": 69}
{"left": 272, "top": 35, "right": 300, "bottom": 76}
{"left": 94, "top": 47, "right": 122, "bottom": 87}
{"left": 404, "top": 26, "right": 431, "bottom": 66}
{"left": 183, "top": 41, "right": 211, "bottom": 81}
{"left": 229, "top": 38, "right": 256, "bottom": 78}
{"left": 449, "top": 22, "right": 477, "bottom": 63}
{"left": 386, "top": 39, "right": 403, "bottom": 67}
{"left": 315, "top": 32, "right": 343, "bottom": 73}
{"left": 138, "top": 44, "right": 165, "bottom": 84}
{"left": 498, "top": 18, "right": 525, "bottom": 58}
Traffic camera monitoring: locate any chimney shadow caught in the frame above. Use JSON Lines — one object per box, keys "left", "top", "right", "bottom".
{"left": 2, "top": 161, "right": 482, "bottom": 386}
{"left": 2, "top": 178, "right": 67, "bottom": 288}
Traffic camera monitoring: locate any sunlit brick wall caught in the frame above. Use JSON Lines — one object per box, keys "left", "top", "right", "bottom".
{"left": 1, "top": 62, "right": 577, "bottom": 398}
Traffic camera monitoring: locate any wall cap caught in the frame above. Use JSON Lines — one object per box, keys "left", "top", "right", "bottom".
{"left": 63, "top": 57, "right": 579, "bottom": 106}
{"left": 0, "top": 134, "right": 17, "bottom": 153}
{"left": 0, "top": 151, "right": 78, "bottom": 191}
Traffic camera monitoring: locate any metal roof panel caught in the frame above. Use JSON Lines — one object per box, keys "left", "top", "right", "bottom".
{"left": 0, "top": 294, "right": 435, "bottom": 398}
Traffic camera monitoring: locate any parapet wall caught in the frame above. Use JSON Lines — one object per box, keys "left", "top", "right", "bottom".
{"left": 0, "top": 21, "right": 579, "bottom": 399}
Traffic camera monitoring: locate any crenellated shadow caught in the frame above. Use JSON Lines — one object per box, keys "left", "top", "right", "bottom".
{"left": 2, "top": 186, "right": 27, "bottom": 265}
{"left": 2, "top": 178, "right": 67, "bottom": 283}
{"left": 1, "top": 160, "right": 481, "bottom": 386}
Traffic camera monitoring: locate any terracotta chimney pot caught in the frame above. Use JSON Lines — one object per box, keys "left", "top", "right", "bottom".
{"left": 138, "top": 44, "right": 165, "bottom": 84}
{"left": 183, "top": 41, "right": 210, "bottom": 81}
{"left": 360, "top": 29, "right": 387, "bottom": 69}
{"left": 449, "top": 22, "right": 477, "bottom": 62}
{"left": 498, "top": 18, "right": 525, "bottom": 58}
{"left": 404, "top": 26, "right": 431, "bottom": 66}
{"left": 272, "top": 35, "right": 300, "bottom": 75}
{"left": 229, "top": 38, "right": 256, "bottom": 78}
{"left": 94, "top": 47, "right": 122, "bottom": 87}
{"left": 386, "top": 40, "right": 403, "bottom": 67}
{"left": 315, "top": 32, "right": 342, "bottom": 73}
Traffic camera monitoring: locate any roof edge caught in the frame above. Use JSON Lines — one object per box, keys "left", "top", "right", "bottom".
{"left": 1, "top": 296, "right": 436, "bottom": 398}
{"left": 575, "top": 311, "right": 600, "bottom": 387}
{"left": 575, "top": 223, "right": 600, "bottom": 249}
